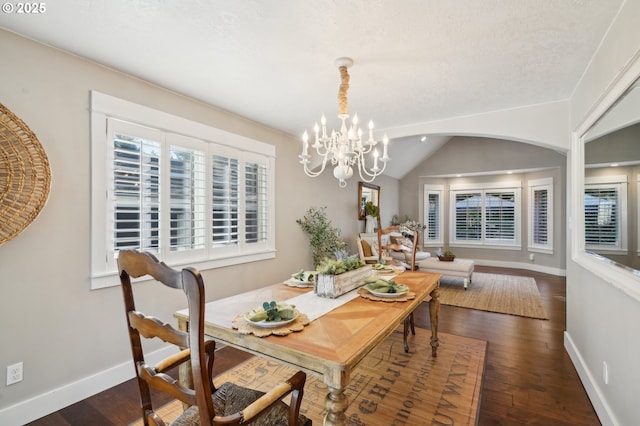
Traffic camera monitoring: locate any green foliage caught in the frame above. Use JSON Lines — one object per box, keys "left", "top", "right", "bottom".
{"left": 296, "top": 207, "right": 347, "bottom": 268}
{"left": 364, "top": 201, "right": 379, "bottom": 217}
{"left": 262, "top": 301, "right": 280, "bottom": 321}
{"left": 316, "top": 255, "right": 365, "bottom": 275}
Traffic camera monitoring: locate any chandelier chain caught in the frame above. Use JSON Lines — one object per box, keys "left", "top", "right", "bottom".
{"left": 338, "top": 65, "right": 350, "bottom": 116}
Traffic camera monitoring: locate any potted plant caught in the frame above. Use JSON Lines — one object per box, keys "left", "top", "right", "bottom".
{"left": 438, "top": 249, "right": 456, "bottom": 262}
{"left": 296, "top": 206, "right": 347, "bottom": 268}
{"left": 364, "top": 201, "right": 379, "bottom": 233}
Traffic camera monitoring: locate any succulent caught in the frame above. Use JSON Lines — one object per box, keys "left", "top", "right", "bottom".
{"left": 316, "top": 255, "right": 365, "bottom": 275}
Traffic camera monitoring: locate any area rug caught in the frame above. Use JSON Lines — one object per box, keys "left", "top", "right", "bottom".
{"left": 438, "top": 272, "right": 549, "bottom": 319}
{"left": 133, "top": 329, "right": 487, "bottom": 426}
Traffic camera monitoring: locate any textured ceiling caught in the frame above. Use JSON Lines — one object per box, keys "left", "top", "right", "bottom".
{"left": 0, "top": 0, "right": 624, "bottom": 178}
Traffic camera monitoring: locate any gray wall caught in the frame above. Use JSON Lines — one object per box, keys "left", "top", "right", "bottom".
{"left": 400, "top": 136, "right": 566, "bottom": 274}
{"left": 0, "top": 30, "right": 399, "bottom": 423}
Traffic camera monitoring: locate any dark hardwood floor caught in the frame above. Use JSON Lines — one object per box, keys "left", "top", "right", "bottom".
{"left": 28, "top": 266, "right": 600, "bottom": 426}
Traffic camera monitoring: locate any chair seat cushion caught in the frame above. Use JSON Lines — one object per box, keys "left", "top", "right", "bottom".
{"left": 171, "top": 382, "right": 310, "bottom": 426}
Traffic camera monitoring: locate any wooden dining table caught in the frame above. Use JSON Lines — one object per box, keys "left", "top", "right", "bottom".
{"left": 174, "top": 270, "right": 441, "bottom": 426}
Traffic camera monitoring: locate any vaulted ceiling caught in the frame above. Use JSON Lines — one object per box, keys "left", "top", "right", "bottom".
{"left": 0, "top": 0, "right": 624, "bottom": 178}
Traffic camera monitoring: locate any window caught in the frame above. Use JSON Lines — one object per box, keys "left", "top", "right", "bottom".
{"left": 91, "top": 92, "right": 275, "bottom": 289}
{"left": 528, "top": 178, "right": 553, "bottom": 253}
{"left": 423, "top": 185, "right": 444, "bottom": 246}
{"left": 584, "top": 175, "right": 627, "bottom": 253}
{"left": 450, "top": 182, "right": 521, "bottom": 248}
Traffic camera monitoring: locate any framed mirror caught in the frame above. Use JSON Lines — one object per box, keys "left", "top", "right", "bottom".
{"left": 582, "top": 78, "right": 640, "bottom": 274}
{"left": 574, "top": 63, "right": 640, "bottom": 298}
{"left": 358, "top": 182, "right": 380, "bottom": 220}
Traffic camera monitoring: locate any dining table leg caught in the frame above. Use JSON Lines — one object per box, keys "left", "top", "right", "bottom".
{"left": 429, "top": 282, "right": 440, "bottom": 357}
{"left": 322, "top": 365, "right": 350, "bottom": 426}
{"left": 324, "top": 386, "right": 349, "bottom": 426}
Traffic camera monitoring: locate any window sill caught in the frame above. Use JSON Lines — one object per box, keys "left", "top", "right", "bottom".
{"left": 91, "top": 249, "right": 276, "bottom": 290}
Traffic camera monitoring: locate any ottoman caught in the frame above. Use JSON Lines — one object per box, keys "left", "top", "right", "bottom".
{"left": 418, "top": 257, "right": 474, "bottom": 289}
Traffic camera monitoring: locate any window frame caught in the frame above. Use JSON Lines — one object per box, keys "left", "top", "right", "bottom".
{"left": 91, "top": 91, "right": 276, "bottom": 289}
{"left": 527, "top": 177, "right": 554, "bottom": 254}
{"left": 449, "top": 181, "right": 522, "bottom": 250}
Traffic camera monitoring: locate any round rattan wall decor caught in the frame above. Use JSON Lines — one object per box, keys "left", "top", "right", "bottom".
{"left": 0, "top": 102, "right": 51, "bottom": 246}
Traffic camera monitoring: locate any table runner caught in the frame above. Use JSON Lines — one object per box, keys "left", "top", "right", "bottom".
{"left": 284, "top": 272, "right": 403, "bottom": 321}
{"left": 284, "top": 288, "right": 360, "bottom": 322}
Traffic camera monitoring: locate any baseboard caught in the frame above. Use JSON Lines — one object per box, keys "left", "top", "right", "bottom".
{"left": 473, "top": 259, "right": 566, "bottom": 276}
{"left": 0, "top": 345, "right": 175, "bottom": 426}
{"left": 564, "top": 331, "right": 617, "bottom": 426}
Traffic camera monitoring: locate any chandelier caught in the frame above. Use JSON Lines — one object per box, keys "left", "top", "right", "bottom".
{"left": 299, "top": 57, "right": 390, "bottom": 188}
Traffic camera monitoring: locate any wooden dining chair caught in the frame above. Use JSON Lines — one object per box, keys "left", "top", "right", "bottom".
{"left": 402, "top": 229, "right": 418, "bottom": 353}
{"left": 118, "top": 250, "right": 311, "bottom": 426}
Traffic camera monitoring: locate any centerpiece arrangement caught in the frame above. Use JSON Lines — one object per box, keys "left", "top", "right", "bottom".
{"left": 315, "top": 255, "right": 372, "bottom": 298}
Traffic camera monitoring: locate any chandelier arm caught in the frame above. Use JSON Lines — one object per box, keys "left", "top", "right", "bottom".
{"left": 358, "top": 143, "right": 374, "bottom": 155}
{"left": 357, "top": 163, "right": 387, "bottom": 182}
{"left": 301, "top": 159, "right": 329, "bottom": 178}
{"left": 355, "top": 155, "right": 387, "bottom": 180}
{"left": 312, "top": 139, "right": 332, "bottom": 157}
{"left": 356, "top": 168, "right": 379, "bottom": 183}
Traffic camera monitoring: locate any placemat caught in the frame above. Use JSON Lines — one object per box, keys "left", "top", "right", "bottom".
{"left": 232, "top": 313, "right": 310, "bottom": 337}
{"left": 358, "top": 287, "right": 416, "bottom": 302}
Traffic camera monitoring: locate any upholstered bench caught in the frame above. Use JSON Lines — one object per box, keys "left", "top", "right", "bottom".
{"left": 418, "top": 257, "right": 474, "bottom": 289}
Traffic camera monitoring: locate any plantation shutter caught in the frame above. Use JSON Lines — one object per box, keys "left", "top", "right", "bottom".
{"left": 455, "top": 192, "right": 482, "bottom": 241}
{"left": 485, "top": 191, "right": 515, "bottom": 242}
{"left": 532, "top": 188, "right": 548, "bottom": 244}
{"left": 585, "top": 187, "right": 619, "bottom": 246}
{"left": 211, "top": 154, "right": 239, "bottom": 246}
{"left": 426, "top": 192, "right": 440, "bottom": 241}
{"left": 112, "top": 131, "right": 161, "bottom": 254}
{"left": 169, "top": 144, "right": 206, "bottom": 252}
{"left": 245, "top": 160, "right": 268, "bottom": 243}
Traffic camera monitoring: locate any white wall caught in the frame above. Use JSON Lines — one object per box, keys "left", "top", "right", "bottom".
{"left": 566, "top": 1, "right": 640, "bottom": 425}
{"left": 0, "top": 30, "right": 398, "bottom": 424}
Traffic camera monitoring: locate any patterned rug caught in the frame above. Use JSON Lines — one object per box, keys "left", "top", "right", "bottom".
{"left": 132, "top": 328, "right": 487, "bottom": 425}
{"left": 438, "top": 272, "right": 549, "bottom": 319}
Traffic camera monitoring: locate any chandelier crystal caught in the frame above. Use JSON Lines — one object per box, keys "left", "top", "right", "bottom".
{"left": 299, "top": 57, "right": 390, "bottom": 188}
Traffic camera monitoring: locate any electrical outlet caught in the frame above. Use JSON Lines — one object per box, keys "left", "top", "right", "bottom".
{"left": 6, "top": 362, "right": 23, "bottom": 386}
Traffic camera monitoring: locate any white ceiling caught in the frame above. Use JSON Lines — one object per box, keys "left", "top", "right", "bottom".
{"left": 0, "top": 0, "right": 624, "bottom": 178}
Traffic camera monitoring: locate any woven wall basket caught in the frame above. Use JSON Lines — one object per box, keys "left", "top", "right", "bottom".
{"left": 0, "top": 103, "right": 51, "bottom": 246}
